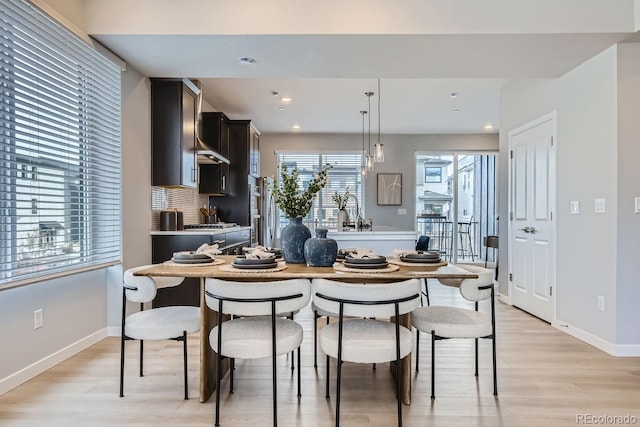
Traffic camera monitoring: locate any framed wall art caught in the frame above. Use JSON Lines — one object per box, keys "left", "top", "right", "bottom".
{"left": 377, "top": 173, "right": 402, "bottom": 206}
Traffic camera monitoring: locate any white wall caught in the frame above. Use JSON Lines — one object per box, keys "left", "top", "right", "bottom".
{"left": 0, "top": 269, "right": 111, "bottom": 394}
{"left": 500, "top": 44, "right": 636, "bottom": 350}
{"left": 615, "top": 43, "right": 640, "bottom": 346}
{"left": 261, "top": 132, "right": 497, "bottom": 230}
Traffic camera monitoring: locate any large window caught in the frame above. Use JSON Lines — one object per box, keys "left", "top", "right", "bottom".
{"left": 276, "top": 152, "right": 363, "bottom": 230}
{"left": 416, "top": 153, "right": 497, "bottom": 264}
{"left": 0, "top": 0, "right": 122, "bottom": 286}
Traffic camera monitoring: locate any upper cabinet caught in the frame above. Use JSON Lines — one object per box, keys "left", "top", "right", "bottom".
{"left": 231, "top": 120, "right": 261, "bottom": 178}
{"left": 249, "top": 123, "right": 261, "bottom": 178}
{"left": 199, "top": 112, "right": 231, "bottom": 195}
{"left": 151, "top": 78, "right": 198, "bottom": 188}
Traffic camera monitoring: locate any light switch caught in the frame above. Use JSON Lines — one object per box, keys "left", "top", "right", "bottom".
{"left": 594, "top": 198, "right": 606, "bottom": 214}
{"left": 635, "top": 197, "right": 640, "bottom": 214}
{"left": 570, "top": 201, "right": 580, "bottom": 215}
{"left": 398, "top": 208, "right": 407, "bottom": 216}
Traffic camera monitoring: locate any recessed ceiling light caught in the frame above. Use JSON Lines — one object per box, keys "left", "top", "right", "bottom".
{"left": 281, "top": 97, "right": 292, "bottom": 103}
{"left": 484, "top": 123, "right": 494, "bottom": 130}
{"left": 453, "top": 109, "right": 460, "bottom": 114}
{"left": 292, "top": 124, "right": 300, "bottom": 130}
{"left": 278, "top": 107, "right": 285, "bottom": 111}
{"left": 239, "top": 57, "right": 255, "bottom": 64}
{"left": 450, "top": 92, "right": 459, "bottom": 98}
{"left": 271, "top": 91, "right": 279, "bottom": 97}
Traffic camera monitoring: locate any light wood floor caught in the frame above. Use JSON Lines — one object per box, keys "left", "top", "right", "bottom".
{"left": 2, "top": 281, "right": 640, "bottom": 427}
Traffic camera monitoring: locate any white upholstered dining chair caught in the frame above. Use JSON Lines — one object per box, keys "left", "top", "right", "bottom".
{"left": 312, "top": 278, "right": 421, "bottom": 427}
{"left": 119, "top": 265, "right": 200, "bottom": 399}
{"left": 204, "top": 278, "right": 311, "bottom": 427}
{"left": 411, "top": 264, "right": 497, "bottom": 399}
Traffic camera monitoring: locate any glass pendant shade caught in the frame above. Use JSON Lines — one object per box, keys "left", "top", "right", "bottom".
{"left": 366, "top": 154, "right": 373, "bottom": 171}
{"left": 374, "top": 143, "right": 385, "bottom": 162}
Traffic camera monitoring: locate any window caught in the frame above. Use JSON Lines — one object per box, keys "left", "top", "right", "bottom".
{"left": 276, "top": 152, "right": 363, "bottom": 229}
{"left": 425, "top": 167, "right": 442, "bottom": 183}
{"left": 0, "top": 0, "right": 122, "bottom": 286}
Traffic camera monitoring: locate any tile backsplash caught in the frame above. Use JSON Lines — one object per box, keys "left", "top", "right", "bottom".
{"left": 151, "top": 186, "right": 209, "bottom": 229}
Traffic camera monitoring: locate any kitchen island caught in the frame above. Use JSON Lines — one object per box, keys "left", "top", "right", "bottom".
{"left": 326, "top": 226, "right": 418, "bottom": 256}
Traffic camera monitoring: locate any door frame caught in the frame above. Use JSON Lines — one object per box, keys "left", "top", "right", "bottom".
{"left": 507, "top": 111, "right": 557, "bottom": 324}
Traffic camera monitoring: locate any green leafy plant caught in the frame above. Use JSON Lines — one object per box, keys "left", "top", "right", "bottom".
{"left": 332, "top": 187, "right": 351, "bottom": 210}
{"left": 269, "top": 164, "right": 332, "bottom": 218}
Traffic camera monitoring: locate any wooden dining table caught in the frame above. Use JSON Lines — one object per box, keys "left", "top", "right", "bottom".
{"left": 134, "top": 255, "right": 478, "bottom": 405}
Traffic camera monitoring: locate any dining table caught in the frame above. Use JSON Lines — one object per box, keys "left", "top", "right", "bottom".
{"left": 134, "top": 255, "right": 478, "bottom": 404}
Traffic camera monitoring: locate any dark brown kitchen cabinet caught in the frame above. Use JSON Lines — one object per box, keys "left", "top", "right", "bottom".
{"left": 151, "top": 78, "right": 198, "bottom": 188}
{"left": 151, "top": 230, "right": 250, "bottom": 307}
{"left": 217, "top": 120, "right": 260, "bottom": 229}
{"left": 151, "top": 234, "right": 210, "bottom": 307}
{"left": 199, "top": 112, "right": 231, "bottom": 195}
{"left": 249, "top": 123, "right": 260, "bottom": 177}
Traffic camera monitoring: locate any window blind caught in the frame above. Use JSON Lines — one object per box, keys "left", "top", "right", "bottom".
{"left": 0, "top": 0, "right": 122, "bottom": 286}
{"left": 276, "top": 152, "right": 363, "bottom": 228}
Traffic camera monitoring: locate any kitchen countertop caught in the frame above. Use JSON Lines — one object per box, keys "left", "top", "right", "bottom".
{"left": 150, "top": 226, "right": 252, "bottom": 236}
{"left": 327, "top": 227, "right": 417, "bottom": 234}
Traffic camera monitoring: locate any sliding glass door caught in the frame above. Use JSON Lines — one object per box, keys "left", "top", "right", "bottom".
{"left": 415, "top": 152, "right": 498, "bottom": 264}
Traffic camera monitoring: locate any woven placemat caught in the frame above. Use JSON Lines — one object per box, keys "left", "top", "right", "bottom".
{"left": 163, "top": 258, "right": 225, "bottom": 267}
{"left": 333, "top": 262, "right": 399, "bottom": 274}
{"left": 387, "top": 258, "right": 448, "bottom": 268}
{"left": 218, "top": 262, "right": 288, "bottom": 273}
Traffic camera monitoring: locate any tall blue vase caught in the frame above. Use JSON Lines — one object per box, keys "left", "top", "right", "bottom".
{"left": 281, "top": 217, "right": 311, "bottom": 264}
{"left": 304, "top": 228, "right": 338, "bottom": 267}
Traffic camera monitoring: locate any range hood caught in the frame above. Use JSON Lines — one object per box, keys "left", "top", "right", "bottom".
{"left": 196, "top": 137, "right": 229, "bottom": 164}
{"left": 192, "top": 79, "right": 230, "bottom": 165}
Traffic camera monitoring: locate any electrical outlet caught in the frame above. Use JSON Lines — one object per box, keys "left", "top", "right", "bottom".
{"left": 397, "top": 208, "right": 407, "bottom": 216}
{"left": 597, "top": 296, "right": 605, "bottom": 312}
{"left": 34, "top": 309, "right": 43, "bottom": 329}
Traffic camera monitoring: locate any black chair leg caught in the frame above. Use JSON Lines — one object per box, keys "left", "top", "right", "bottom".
{"left": 230, "top": 358, "right": 234, "bottom": 393}
{"left": 215, "top": 346, "right": 222, "bottom": 426}
{"left": 475, "top": 338, "right": 479, "bottom": 377}
{"left": 119, "top": 335, "right": 125, "bottom": 397}
{"left": 297, "top": 347, "right": 301, "bottom": 398}
{"left": 139, "top": 340, "right": 144, "bottom": 377}
{"left": 182, "top": 331, "right": 188, "bottom": 400}
{"left": 423, "top": 278, "right": 430, "bottom": 306}
{"left": 313, "top": 311, "right": 318, "bottom": 368}
{"left": 431, "top": 331, "right": 436, "bottom": 400}
{"left": 335, "top": 355, "right": 342, "bottom": 427}
{"left": 325, "top": 355, "right": 330, "bottom": 399}
{"left": 492, "top": 337, "right": 498, "bottom": 396}
{"left": 415, "top": 330, "right": 420, "bottom": 372}
{"left": 271, "top": 313, "right": 278, "bottom": 427}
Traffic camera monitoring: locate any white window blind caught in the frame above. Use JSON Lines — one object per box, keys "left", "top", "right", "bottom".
{"left": 276, "top": 152, "right": 363, "bottom": 229}
{"left": 0, "top": 0, "right": 122, "bottom": 286}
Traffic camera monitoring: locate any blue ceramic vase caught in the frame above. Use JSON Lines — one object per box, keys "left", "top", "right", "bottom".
{"left": 281, "top": 217, "right": 311, "bottom": 264}
{"left": 303, "top": 228, "right": 338, "bottom": 267}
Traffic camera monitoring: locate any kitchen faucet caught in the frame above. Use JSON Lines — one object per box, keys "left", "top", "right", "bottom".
{"left": 344, "top": 193, "right": 364, "bottom": 231}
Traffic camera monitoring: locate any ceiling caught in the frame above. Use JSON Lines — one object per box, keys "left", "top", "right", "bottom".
{"left": 79, "top": 1, "right": 638, "bottom": 134}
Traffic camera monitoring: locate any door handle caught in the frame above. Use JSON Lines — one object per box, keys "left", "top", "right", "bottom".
{"left": 518, "top": 226, "right": 537, "bottom": 234}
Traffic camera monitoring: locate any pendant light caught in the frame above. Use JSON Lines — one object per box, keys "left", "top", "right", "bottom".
{"left": 374, "top": 78, "right": 385, "bottom": 162}
{"left": 360, "top": 110, "right": 367, "bottom": 176}
{"left": 365, "top": 91, "right": 374, "bottom": 171}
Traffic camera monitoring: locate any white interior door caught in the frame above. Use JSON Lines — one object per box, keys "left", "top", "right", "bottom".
{"left": 509, "top": 114, "right": 556, "bottom": 322}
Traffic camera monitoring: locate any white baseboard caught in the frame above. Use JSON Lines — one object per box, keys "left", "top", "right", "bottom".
{"left": 107, "top": 326, "right": 121, "bottom": 337}
{"left": 497, "top": 293, "right": 511, "bottom": 305}
{"left": 0, "top": 328, "right": 108, "bottom": 396}
{"left": 553, "top": 322, "right": 640, "bottom": 357}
